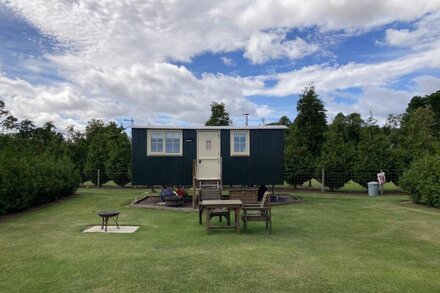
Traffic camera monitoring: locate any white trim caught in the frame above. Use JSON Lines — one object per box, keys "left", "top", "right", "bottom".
{"left": 197, "top": 130, "right": 221, "bottom": 180}
{"left": 133, "top": 125, "right": 287, "bottom": 130}
{"left": 147, "top": 129, "right": 183, "bottom": 156}
{"left": 230, "top": 130, "right": 250, "bottom": 156}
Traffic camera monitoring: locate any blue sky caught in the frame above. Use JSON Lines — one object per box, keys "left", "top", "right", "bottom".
{"left": 1, "top": 1, "right": 440, "bottom": 129}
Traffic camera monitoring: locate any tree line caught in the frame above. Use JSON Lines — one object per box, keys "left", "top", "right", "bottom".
{"left": 205, "top": 88, "right": 440, "bottom": 208}
{"left": 1, "top": 87, "right": 439, "bottom": 214}
{"left": 0, "top": 101, "right": 130, "bottom": 215}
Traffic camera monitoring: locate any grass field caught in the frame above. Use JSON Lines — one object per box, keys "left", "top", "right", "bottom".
{"left": 1, "top": 188, "right": 439, "bottom": 292}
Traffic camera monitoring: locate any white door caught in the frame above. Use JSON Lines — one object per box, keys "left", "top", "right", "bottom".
{"left": 197, "top": 131, "right": 221, "bottom": 180}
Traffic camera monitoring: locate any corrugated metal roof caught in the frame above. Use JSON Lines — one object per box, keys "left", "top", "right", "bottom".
{"left": 131, "top": 125, "right": 288, "bottom": 130}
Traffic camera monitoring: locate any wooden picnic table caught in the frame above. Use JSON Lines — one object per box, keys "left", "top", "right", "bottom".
{"left": 201, "top": 200, "right": 243, "bottom": 234}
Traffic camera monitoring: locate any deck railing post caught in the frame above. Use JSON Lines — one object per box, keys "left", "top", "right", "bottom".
{"left": 192, "top": 159, "right": 196, "bottom": 209}
{"left": 97, "top": 169, "right": 100, "bottom": 189}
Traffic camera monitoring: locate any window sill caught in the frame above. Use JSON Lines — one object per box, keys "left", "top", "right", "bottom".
{"left": 230, "top": 153, "right": 250, "bottom": 157}
{"left": 147, "top": 153, "right": 183, "bottom": 157}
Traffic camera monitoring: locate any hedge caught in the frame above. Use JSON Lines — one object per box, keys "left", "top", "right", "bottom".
{"left": 401, "top": 154, "right": 440, "bottom": 208}
{"left": 0, "top": 152, "right": 79, "bottom": 215}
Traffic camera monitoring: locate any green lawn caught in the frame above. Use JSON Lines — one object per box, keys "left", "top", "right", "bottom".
{"left": 1, "top": 189, "right": 439, "bottom": 292}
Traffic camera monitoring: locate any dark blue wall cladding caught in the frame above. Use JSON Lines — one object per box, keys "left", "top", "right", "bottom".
{"left": 132, "top": 129, "right": 196, "bottom": 186}
{"left": 132, "top": 128, "right": 284, "bottom": 186}
{"left": 221, "top": 129, "right": 284, "bottom": 185}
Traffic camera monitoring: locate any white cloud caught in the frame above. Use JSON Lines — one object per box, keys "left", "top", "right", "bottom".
{"left": 238, "top": 0, "right": 440, "bottom": 33}
{"left": 6, "top": 0, "right": 440, "bottom": 67}
{"left": 74, "top": 63, "right": 267, "bottom": 121}
{"left": 384, "top": 11, "right": 440, "bottom": 49}
{"left": 221, "top": 57, "right": 235, "bottom": 66}
{"left": 412, "top": 75, "right": 440, "bottom": 94}
{"left": 0, "top": 63, "right": 268, "bottom": 129}
{"left": 260, "top": 46, "right": 440, "bottom": 96}
{"left": 323, "top": 86, "right": 415, "bottom": 124}
{"left": 2, "top": 0, "right": 440, "bottom": 127}
{"left": 244, "top": 30, "right": 319, "bottom": 64}
{"left": 0, "top": 76, "right": 121, "bottom": 130}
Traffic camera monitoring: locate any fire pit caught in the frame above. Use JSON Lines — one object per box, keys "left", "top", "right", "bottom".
{"left": 98, "top": 210, "right": 120, "bottom": 232}
{"left": 164, "top": 196, "right": 184, "bottom": 207}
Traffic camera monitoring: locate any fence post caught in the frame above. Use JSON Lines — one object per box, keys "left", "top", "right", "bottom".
{"left": 321, "top": 168, "right": 325, "bottom": 193}
{"left": 97, "top": 169, "right": 100, "bottom": 189}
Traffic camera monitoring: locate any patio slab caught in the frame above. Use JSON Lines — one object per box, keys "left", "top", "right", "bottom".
{"left": 83, "top": 226, "right": 140, "bottom": 233}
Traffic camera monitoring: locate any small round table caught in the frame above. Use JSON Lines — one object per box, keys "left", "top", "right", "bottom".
{"left": 98, "top": 211, "right": 120, "bottom": 232}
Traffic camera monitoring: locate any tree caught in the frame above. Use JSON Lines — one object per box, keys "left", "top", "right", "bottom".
{"left": 0, "top": 101, "right": 18, "bottom": 132}
{"left": 406, "top": 95, "right": 427, "bottom": 113}
{"left": 284, "top": 86, "right": 327, "bottom": 187}
{"left": 352, "top": 115, "right": 392, "bottom": 188}
{"left": 66, "top": 125, "right": 88, "bottom": 182}
{"left": 427, "top": 90, "right": 440, "bottom": 137}
{"left": 205, "top": 102, "right": 231, "bottom": 126}
{"left": 295, "top": 86, "right": 327, "bottom": 157}
{"left": 401, "top": 153, "right": 440, "bottom": 208}
{"left": 284, "top": 124, "right": 315, "bottom": 188}
{"left": 405, "top": 90, "right": 440, "bottom": 137}
{"left": 344, "top": 113, "right": 363, "bottom": 145}
{"left": 268, "top": 115, "right": 292, "bottom": 127}
{"left": 318, "top": 114, "right": 355, "bottom": 191}
{"left": 83, "top": 120, "right": 132, "bottom": 187}
{"left": 383, "top": 114, "right": 404, "bottom": 184}
{"left": 0, "top": 102, "right": 79, "bottom": 215}
{"left": 392, "top": 107, "right": 440, "bottom": 182}
{"left": 84, "top": 119, "right": 110, "bottom": 186}
{"left": 105, "top": 123, "right": 131, "bottom": 186}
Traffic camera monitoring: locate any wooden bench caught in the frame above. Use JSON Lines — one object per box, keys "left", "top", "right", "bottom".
{"left": 229, "top": 188, "right": 258, "bottom": 204}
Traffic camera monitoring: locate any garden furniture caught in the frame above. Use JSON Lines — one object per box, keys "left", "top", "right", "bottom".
{"left": 201, "top": 200, "right": 243, "bottom": 234}
{"left": 198, "top": 189, "right": 230, "bottom": 225}
{"left": 241, "top": 191, "right": 272, "bottom": 233}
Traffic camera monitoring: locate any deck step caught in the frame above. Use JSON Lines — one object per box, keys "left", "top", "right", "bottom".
{"left": 197, "top": 179, "right": 221, "bottom": 190}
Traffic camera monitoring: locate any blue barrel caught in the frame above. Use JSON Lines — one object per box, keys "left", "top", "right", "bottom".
{"left": 368, "top": 181, "right": 379, "bottom": 196}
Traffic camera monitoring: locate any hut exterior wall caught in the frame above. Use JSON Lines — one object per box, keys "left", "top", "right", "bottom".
{"left": 221, "top": 129, "right": 284, "bottom": 185}
{"left": 131, "top": 129, "right": 196, "bottom": 186}
{"left": 131, "top": 128, "right": 284, "bottom": 186}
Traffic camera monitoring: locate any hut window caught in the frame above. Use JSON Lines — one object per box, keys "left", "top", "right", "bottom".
{"left": 151, "top": 132, "right": 164, "bottom": 153}
{"left": 230, "top": 130, "right": 250, "bottom": 156}
{"left": 147, "top": 130, "right": 182, "bottom": 156}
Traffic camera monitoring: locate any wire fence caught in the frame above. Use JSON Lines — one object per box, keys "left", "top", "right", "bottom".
{"left": 80, "top": 169, "right": 404, "bottom": 193}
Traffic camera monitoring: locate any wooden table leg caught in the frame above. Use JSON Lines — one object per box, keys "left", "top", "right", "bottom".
{"left": 235, "top": 208, "right": 240, "bottom": 234}
{"left": 205, "top": 208, "right": 210, "bottom": 234}
{"left": 199, "top": 206, "right": 203, "bottom": 225}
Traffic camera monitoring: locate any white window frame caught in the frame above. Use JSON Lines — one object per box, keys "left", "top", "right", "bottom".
{"left": 147, "top": 130, "right": 183, "bottom": 156}
{"left": 230, "top": 130, "right": 250, "bottom": 156}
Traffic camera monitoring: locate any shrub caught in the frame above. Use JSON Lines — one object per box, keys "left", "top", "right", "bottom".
{"left": 0, "top": 151, "right": 79, "bottom": 215}
{"left": 401, "top": 154, "right": 440, "bottom": 208}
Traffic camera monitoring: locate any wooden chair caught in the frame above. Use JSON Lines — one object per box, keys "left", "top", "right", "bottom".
{"left": 241, "top": 191, "right": 272, "bottom": 233}
{"left": 198, "top": 189, "right": 230, "bottom": 225}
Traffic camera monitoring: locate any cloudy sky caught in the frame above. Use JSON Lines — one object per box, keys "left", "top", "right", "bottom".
{"left": 1, "top": 0, "right": 440, "bottom": 129}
